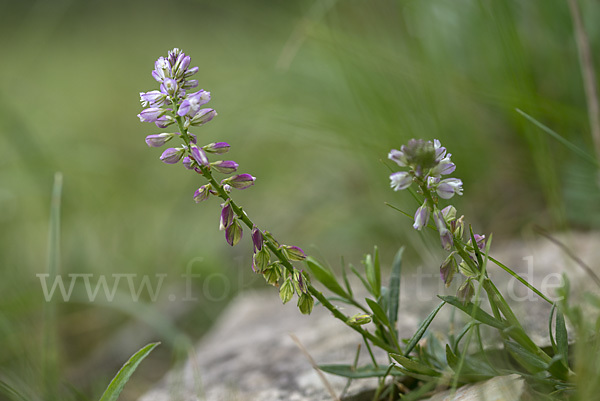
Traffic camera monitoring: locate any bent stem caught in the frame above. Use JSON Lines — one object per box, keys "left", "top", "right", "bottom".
{"left": 174, "top": 114, "right": 400, "bottom": 356}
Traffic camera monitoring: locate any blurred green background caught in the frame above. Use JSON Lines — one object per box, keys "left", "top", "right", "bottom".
{"left": 1, "top": 0, "right": 599, "bottom": 399}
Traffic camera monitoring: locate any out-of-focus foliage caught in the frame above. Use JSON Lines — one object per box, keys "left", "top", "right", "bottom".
{"left": 0, "top": 0, "right": 599, "bottom": 399}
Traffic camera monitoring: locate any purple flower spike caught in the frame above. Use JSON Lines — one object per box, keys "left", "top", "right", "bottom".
{"left": 190, "top": 108, "right": 217, "bottom": 126}
{"left": 138, "top": 107, "right": 165, "bottom": 123}
{"left": 413, "top": 203, "right": 430, "bottom": 231}
{"left": 219, "top": 203, "right": 234, "bottom": 231}
{"left": 145, "top": 133, "right": 174, "bottom": 147}
{"left": 191, "top": 146, "right": 209, "bottom": 166}
{"left": 193, "top": 185, "right": 211, "bottom": 203}
{"left": 390, "top": 171, "right": 412, "bottom": 191}
{"left": 251, "top": 226, "right": 263, "bottom": 253}
{"left": 160, "top": 148, "right": 184, "bottom": 164}
{"left": 226, "top": 174, "right": 256, "bottom": 190}
{"left": 225, "top": 219, "right": 243, "bottom": 246}
{"left": 204, "top": 142, "right": 230, "bottom": 154}
{"left": 211, "top": 160, "right": 239, "bottom": 174}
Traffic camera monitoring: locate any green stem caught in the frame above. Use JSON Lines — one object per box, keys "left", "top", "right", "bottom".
{"left": 174, "top": 112, "right": 400, "bottom": 355}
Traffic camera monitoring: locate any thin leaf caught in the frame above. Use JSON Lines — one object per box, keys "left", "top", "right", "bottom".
{"left": 366, "top": 298, "right": 391, "bottom": 327}
{"left": 340, "top": 257, "right": 353, "bottom": 298}
{"left": 364, "top": 251, "right": 380, "bottom": 298}
{"left": 555, "top": 308, "right": 569, "bottom": 368}
{"left": 516, "top": 108, "right": 599, "bottom": 167}
{"left": 438, "top": 295, "right": 505, "bottom": 329}
{"left": 0, "top": 380, "right": 29, "bottom": 401}
{"left": 548, "top": 304, "right": 558, "bottom": 353}
{"left": 390, "top": 354, "right": 440, "bottom": 376}
{"left": 489, "top": 256, "right": 553, "bottom": 304}
{"left": 404, "top": 301, "right": 445, "bottom": 357}
{"left": 387, "top": 247, "right": 403, "bottom": 330}
{"left": 318, "top": 364, "right": 405, "bottom": 379}
{"left": 99, "top": 342, "right": 160, "bottom": 401}
{"left": 350, "top": 264, "right": 372, "bottom": 293}
{"left": 305, "top": 257, "right": 349, "bottom": 299}
{"left": 373, "top": 246, "right": 381, "bottom": 296}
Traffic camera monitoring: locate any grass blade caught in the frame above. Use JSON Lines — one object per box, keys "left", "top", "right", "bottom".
{"left": 488, "top": 256, "right": 553, "bottom": 304}
{"left": 404, "top": 301, "right": 445, "bottom": 357}
{"left": 516, "top": 108, "right": 599, "bottom": 167}
{"left": 387, "top": 247, "right": 403, "bottom": 331}
{"left": 555, "top": 308, "right": 569, "bottom": 368}
{"left": 98, "top": 342, "right": 160, "bottom": 401}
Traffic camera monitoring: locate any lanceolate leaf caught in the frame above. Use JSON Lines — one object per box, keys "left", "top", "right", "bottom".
{"left": 318, "top": 364, "right": 405, "bottom": 379}
{"left": 99, "top": 342, "right": 160, "bottom": 401}
{"left": 387, "top": 247, "right": 404, "bottom": 331}
{"left": 438, "top": 296, "right": 505, "bottom": 329}
{"left": 305, "top": 257, "right": 349, "bottom": 299}
{"left": 404, "top": 301, "right": 445, "bottom": 356}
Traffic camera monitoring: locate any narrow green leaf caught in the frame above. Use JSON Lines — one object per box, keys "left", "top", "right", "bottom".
{"left": 99, "top": 342, "right": 160, "bottom": 401}
{"left": 516, "top": 108, "right": 600, "bottom": 167}
{"left": 365, "top": 298, "right": 390, "bottom": 327}
{"left": 489, "top": 256, "right": 553, "bottom": 304}
{"left": 373, "top": 246, "right": 381, "bottom": 296}
{"left": 305, "top": 257, "right": 349, "bottom": 299}
{"left": 548, "top": 304, "right": 558, "bottom": 353}
{"left": 438, "top": 295, "right": 505, "bottom": 329}
{"left": 364, "top": 252, "right": 380, "bottom": 298}
{"left": 390, "top": 354, "right": 440, "bottom": 376}
{"left": 555, "top": 308, "right": 569, "bottom": 368}
{"left": 0, "top": 380, "right": 29, "bottom": 401}
{"left": 504, "top": 341, "right": 547, "bottom": 373}
{"left": 404, "top": 301, "right": 445, "bottom": 356}
{"left": 387, "top": 247, "right": 403, "bottom": 329}
{"left": 318, "top": 364, "right": 405, "bottom": 379}
{"left": 350, "top": 263, "right": 372, "bottom": 293}
{"left": 340, "top": 257, "right": 353, "bottom": 298}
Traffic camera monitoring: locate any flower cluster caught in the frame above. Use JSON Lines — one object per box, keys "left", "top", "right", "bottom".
{"left": 388, "top": 139, "right": 463, "bottom": 247}
{"left": 388, "top": 139, "right": 485, "bottom": 301}
{"left": 138, "top": 49, "right": 313, "bottom": 314}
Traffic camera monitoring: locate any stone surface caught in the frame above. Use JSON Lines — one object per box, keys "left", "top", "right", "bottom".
{"left": 139, "top": 232, "right": 600, "bottom": 401}
{"left": 426, "top": 375, "right": 525, "bottom": 401}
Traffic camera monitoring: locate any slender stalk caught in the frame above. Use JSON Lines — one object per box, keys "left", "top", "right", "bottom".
{"left": 567, "top": 0, "right": 600, "bottom": 164}
{"left": 174, "top": 110, "right": 400, "bottom": 355}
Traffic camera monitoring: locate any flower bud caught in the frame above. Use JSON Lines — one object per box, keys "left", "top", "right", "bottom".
{"left": 388, "top": 149, "right": 408, "bottom": 167}
{"left": 413, "top": 202, "right": 430, "bottom": 231}
{"left": 263, "top": 263, "right": 282, "bottom": 287}
{"left": 458, "top": 279, "right": 475, "bottom": 304}
{"left": 182, "top": 156, "right": 193, "bottom": 170}
{"left": 294, "top": 270, "right": 310, "bottom": 294}
{"left": 159, "top": 147, "right": 184, "bottom": 164}
{"left": 190, "top": 108, "right": 217, "bottom": 126}
{"left": 211, "top": 160, "right": 239, "bottom": 174}
{"left": 440, "top": 253, "right": 457, "bottom": 287}
{"left": 145, "top": 133, "right": 174, "bottom": 147}
{"left": 137, "top": 107, "right": 166, "bottom": 123}
{"left": 193, "top": 185, "right": 211, "bottom": 203}
{"left": 297, "top": 293, "right": 314, "bottom": 315}
{"left": 140, "top": 90, "right": 167, "bottom": 107}
{"left": 251, "top": 226, "right": 263, "bottom": 253}
{"left": 225, "top": 218, "right": 243, "bottom": 246}
{"left": 346, "top": 313, "right": 372, "bottom": 326}
{"left": 191, "top": 146, "right": 209, "bottom": 167}
{"left": 279, "top": 278, "right": 295, "bottom": 304}
{"left": 441, "top": 205, "right": 457, "bottom": 223}
{"left": 219, "top": 202, "right": 234, "bottom": 231}
{"left": 204, "top": 142, "right": 230, "bottom": 154}
{"left": 458, "top": 260, "right": 477, "bottom": 278}
{"left": 225, "top": 174, "right": 256, "bottom": 190}
{"left": 282, "top": 245, "right": 306, "bottom": 261}
{"left": 252, "top": 247, "right": 270, "bottom": 273}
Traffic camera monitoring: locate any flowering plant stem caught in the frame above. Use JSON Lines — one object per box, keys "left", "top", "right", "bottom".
{"left": 173, "top": 114, "right": 400, "bottom": 355}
